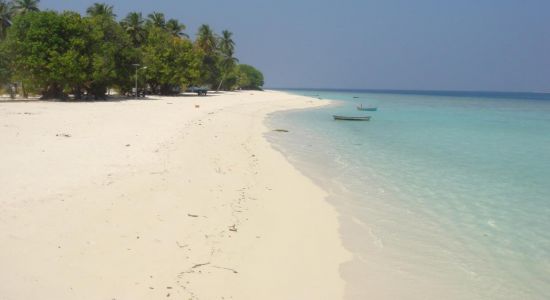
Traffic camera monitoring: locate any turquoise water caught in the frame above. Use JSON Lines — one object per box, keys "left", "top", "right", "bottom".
{"left": 266, "top": 90, "right": 550, "bottom": 299}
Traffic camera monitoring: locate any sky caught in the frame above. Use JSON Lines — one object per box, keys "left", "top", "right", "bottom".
{"left": 39, "top": 0, "right": 550, "bottom": 92}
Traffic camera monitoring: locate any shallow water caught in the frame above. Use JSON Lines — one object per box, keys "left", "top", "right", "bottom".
{"left": 266, "top": 89, "right": 550, "bottom": 299}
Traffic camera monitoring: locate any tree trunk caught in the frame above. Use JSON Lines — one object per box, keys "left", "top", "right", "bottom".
{"left": 9, "top": 84, "right": 15, "bottom": 99}
{"left": 22, "top": 82, "right": 28, "bottom": 99}
{"left": 41, "top": 84, "right": 66, "bottom": 100}
{"left": 88, "top": 83, "right": 107, "bottom": 100}
{"left": 216, "top": 77, "right": 224, "bottom": 92}
{"left": 73, "top": 88, "right": 83, "bottom": 100}
{"left": 149, "top": 82, "right": 159, "bottom": 95}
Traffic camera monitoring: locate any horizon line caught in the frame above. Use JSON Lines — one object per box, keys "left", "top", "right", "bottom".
{"left": 266, "top": 87, "right": 550, "bottom": 95}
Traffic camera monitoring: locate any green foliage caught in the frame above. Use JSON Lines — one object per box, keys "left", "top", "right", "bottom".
{"left": 4, "top": 10, "right": 136, "bottom": 99}
{"left": 0, "top": 0, "right": 10, "bottom": 82}
{"left": 120, "top": 12, "right": 146, "bottom": 47}
{"left": 219, "top": 30, "right": 235, "bottom": 57}
{"left": 166, "top": 18, "right": 187, "bottom": 38}
{"left": 215, "top": 30, "right": 238, "bottom": 91}
{"left": 219, "top": 67, "right": 239, "bottom": 90}
{"left": 4, "top": 11, "right": 91, "bottom": 98}
{"left": 196, "top": 24, "right": 216, "bottom": 53}
{"left": 86, "top": 2, "right": 115, "bottom": 19}
{"left": 0, "top": 40, "right": 11, "bottom": 85}
{"left": 195, "top": 24, "right": 221, "bottom": 87}
{"left": 0, "top": 0, "right": 13, "bottom": 39}
{"left": 146, "top": 12, "right": 165, "bottom": 29}
{"left": 238, "top": 64, "right": 264, "bottom": 90}
{"left": 142, "top": 26, "right": 200, "bottom": 94}
{"left": 84, "top": 13, "right": 137, "bottom": 98}
{"left": 11, "top": 0, "right": 39, "bottom": 16}
{"left": 0, "top": 3, "right": 265, "bottom": 98}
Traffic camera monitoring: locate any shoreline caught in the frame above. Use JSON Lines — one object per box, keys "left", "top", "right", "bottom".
{"left": 265, "top": 89, "right": 550, "bottom": 300}
{"left": 0, "top": 90, "right": 350, "bottom": 299}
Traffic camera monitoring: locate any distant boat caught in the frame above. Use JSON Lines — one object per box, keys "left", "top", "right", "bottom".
{"left": 357, "top": 106, "right": 377, "bottom": 111}
{"left": 333, "top": 115, "right": 371, "bottom": 121}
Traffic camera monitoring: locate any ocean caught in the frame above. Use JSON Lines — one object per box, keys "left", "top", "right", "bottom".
{"left": 266, "top": 89, "right": 550, "bottom": 299}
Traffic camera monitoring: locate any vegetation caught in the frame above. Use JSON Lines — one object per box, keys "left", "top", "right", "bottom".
{"left": 5, "top": 11, "right": 92, "bottom": 99}
{"left": 11, "top": 0, "right": 39, "bottom": 16}
{"left": 86, "top": 2, "right": 115, "bottom": 18}
{"left": 195, "top": 24, "right": 220, "bottom": 88}
{"left": 237, "top": 64, "right": 264, "bottom": 90}
{"left": 142, "top": 26, "right": 200, "bottom": 95}
{"left": 0, "top": 1, "right": 12, "bottom": 39}
{"left": 217, "top": 30, "right": 238, "bottom": 91}
{"left": 0, "top": 1, "right": 12, "bottom": 86}
{"left": 85, "top": 10, "right": 136, "bottom": 99}
{"left": 0, "top": 1, "right": 264, "bottom": 99}
{"left": 120, "top": 12, "right": 146, "bottom": 47}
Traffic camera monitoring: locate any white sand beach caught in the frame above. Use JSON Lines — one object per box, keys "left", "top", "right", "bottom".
{"left": 0, "top": 91, "right": 350, "bottom": 299}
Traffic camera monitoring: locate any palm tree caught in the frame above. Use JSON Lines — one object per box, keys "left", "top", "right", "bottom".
{"left": 166, "top": 18, "right": 188, "bottom": 38}
{"left": 216, "top": 30, "right": 238, "bottom": 91}
{"left": 121, "top": 12, "right": 146, "bottom": 46}
{"left": 11, "top": 0, "right": 39, "bottom": 16}
{"left": 219, "top": 30, "right": 235, "bottom": 57}
{"left": 196, "top": 24, "right": 217, "bottom": 53}
{"left": 216, "top": 55, "right": 239, "bottom": 91}
{"left": 147, "top": 12, "right": 165, "bottom": 29}
{"left": 196, "top": 24, "right": 220, "bottom": 86}
{"left": 86, "top": 2, "right": 116, "bottom": 18}
{"left": 0, "top": 0, "right": 13, "bottom": 39}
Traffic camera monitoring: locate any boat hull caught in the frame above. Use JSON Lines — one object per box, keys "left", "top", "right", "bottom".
{"left": 357, "top": 107, "right": 378, "bottom": 111}
{"left": 333, "top": 115, "right": 371, "bottom": 121}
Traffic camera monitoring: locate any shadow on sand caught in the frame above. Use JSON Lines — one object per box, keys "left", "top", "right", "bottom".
{"left": 0, "top": 92, "right": 223, "bottom": 104}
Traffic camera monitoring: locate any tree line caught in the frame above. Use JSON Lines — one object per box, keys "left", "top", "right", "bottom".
{"left": 0, "top": 1, "right": 265, "bottom": 99}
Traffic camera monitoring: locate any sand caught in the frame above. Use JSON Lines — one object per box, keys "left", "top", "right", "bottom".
{"left": 0, "top": 91, "right": 350, "bottom": 299}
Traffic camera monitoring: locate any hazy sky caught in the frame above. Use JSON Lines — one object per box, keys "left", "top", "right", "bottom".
{"left": 40, "top": 0, "right": 550, "bottom": 92}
